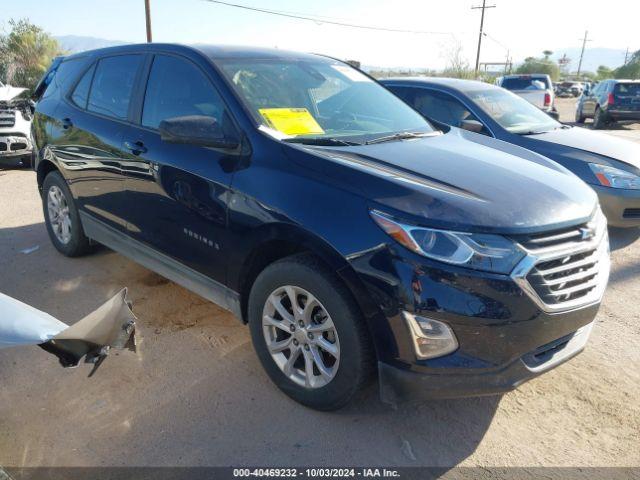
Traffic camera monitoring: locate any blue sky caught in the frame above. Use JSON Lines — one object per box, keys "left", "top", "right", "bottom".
{"left": 3, "top": 0, "right": 639, "bottom": 70}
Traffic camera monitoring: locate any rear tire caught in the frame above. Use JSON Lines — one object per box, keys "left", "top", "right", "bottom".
{"left": 42, "top": 171, "right": 93, "bottom": 257}
{"left": 592, "top": 107, "right": 607, "bottom": 129}
{"left": 248, "top": 254, "right": 374, "bottom": 410}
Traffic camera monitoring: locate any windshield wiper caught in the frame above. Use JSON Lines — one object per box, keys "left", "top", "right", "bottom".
{"left": 365, "top": 131, "right": 434, "bottom": 145}
{"left": 283, "top": 137, "right": 362, "bottom": 146}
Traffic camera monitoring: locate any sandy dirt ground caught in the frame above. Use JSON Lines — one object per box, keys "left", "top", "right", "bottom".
{"left": 0, "top": 99, "right": 639, "bottom": 469}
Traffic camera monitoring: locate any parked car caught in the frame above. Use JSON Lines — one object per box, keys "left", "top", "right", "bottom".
{"left": 382, "top": 77, "right": 640, "bottom": 228}
{"left": 0, "top": 81, "right": 33, "bottom": 168}
{"left": 32, "top": 44, "right": 609, "bottom": 410}
{"left": 557, "top": 81, "right": 584, "bottom": 98}
{"left": 576, "top": 79, "right": 640, "bottom": 129}
{"left": 496, "top": 74, "right": 557, "bottom": 118}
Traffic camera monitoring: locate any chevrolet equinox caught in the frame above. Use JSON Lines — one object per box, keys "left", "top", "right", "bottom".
{"left": 31, "top": 44, "right": 610, "bottom": 410}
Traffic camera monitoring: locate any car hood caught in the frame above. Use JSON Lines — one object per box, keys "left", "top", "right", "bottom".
{"left": 526, "top": 126, "right": 640, "bottom": 170}
{"left": 0, "top": 85, "right": 27, "bottom": 101}
{"left": 295, "top": 128, "right": 597, "bottom": 234}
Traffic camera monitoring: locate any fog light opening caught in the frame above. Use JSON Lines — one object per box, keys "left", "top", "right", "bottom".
{"left": 403, "top": 312, "right": 458, "bottom": 360}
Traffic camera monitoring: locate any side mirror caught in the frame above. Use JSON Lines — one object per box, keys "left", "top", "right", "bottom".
{"left": 159, "top": 115, "right": 239, "bottom": 149}
{"left": 460, "top": 119, "right": 484, "bottom": 133}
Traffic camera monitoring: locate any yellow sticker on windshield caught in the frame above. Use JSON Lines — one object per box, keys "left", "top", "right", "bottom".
{"left": 259, "top": 108, "right": 325, "bottom": 136}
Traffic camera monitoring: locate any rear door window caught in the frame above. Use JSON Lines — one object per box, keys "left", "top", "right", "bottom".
{"left": 87, "top": 55, "right": 143, "bottom": 120}
{"left": 141, "top": 54, "right": 227, "bottom": 129}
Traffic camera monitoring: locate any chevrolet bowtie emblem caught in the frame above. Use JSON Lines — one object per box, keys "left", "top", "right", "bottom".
{"left": 579, "top": 227, "right": 595, "bottom": 240}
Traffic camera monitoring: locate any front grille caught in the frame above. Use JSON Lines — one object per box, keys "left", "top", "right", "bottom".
{"left": 527, "top": 248, "right": 601, "bottom": 304}
{"left": 623, "top": 208, "right": 640, "bottom": 219}
{"left": 0, "top": 109, "right": 16, "bottom": 128}
{"left": 512, "top": 210, "right": 610, "bottom": 312}
{"left": 0, "top": 142, "right": 6, "bottom": 152}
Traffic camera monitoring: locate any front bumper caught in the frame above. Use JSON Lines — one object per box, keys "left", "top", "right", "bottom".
{"left": 349, "top": 214, "right": 607, "bottom": 403}
{"left": 379, "top": 322, "right": 593, "bottom": 403}
{"left": 0, "top": 135, "right": 32, "bottom": 167}
{"left": 593, "top": 184, "right": 640, "bottom": 227}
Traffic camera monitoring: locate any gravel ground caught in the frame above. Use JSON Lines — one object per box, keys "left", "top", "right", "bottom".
{"left": 0, "top": 100, "right": 639, "bottom": 469}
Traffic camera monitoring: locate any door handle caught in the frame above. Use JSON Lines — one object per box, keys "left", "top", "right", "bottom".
{"left": 124, "top": 140, "right": 147, "bottom": 155}
{"left": 61, "top": 118, "right": 72, "bottom": 129}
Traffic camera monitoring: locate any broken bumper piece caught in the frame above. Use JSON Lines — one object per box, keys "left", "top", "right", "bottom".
{"left": 0, "top": 288, "right": 136, "bottom": 374}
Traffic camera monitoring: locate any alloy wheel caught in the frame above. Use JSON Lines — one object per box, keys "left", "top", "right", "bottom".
{"left": 47, "top": 185, "right": 72, "bottom": 244}
{"left": 262, "top": 285, "right": 340, "bottom": 388}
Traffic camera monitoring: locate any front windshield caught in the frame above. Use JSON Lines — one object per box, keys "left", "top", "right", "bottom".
{"left": 217, "top": 58, "right": 432, "bottom": 144}
{"left": 469, "top": 88, "right": 561, "bottom": 134}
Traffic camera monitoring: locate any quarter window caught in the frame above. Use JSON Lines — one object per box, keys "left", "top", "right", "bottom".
{"left": 142, "top": 55, "right": 226, "bottom": 129}
{"left": 71, "top": 64, "right": 95, "bottom": 109}
{"left": 87, "top": 55, "right": 142, "bottom": 120}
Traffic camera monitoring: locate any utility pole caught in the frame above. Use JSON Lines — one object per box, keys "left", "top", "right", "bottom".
{"left": 624, "top": 47, "right": 630, "bottom": 65}
{"left": 472, "top": 0, "right": 496, "bottom": 75}
{"left": 144, "top": 0, "right": 153, "bottom": 43}
{"left": 576, "top": 30, "right": 592, "bottom": 78}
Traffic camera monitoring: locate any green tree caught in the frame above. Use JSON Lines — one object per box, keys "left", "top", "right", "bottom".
{"left": 515, "top": 56, "right": 560, "bottom": 80}
{"left": 614, "top": 49, "right": 640, "bottom": 79}
{"left": 596, "top": 65, "right": 613, "bottom": 80}
{"left": 0, "top": 19, "right": 61, "bottom": 93}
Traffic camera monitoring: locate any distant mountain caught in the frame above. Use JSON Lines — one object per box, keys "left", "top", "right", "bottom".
{"left": 54, "top": 35, "right": 127, "bottom": 54}
{"left": 551, "top": 47, "right": 629, "bottom": 73}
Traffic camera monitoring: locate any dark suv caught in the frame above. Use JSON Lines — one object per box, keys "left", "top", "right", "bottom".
{"left": 576, "top": 79, "right": 640, "bottom": 129}
{"left": 32, "top": 44, "right": 610, "bottom": 410}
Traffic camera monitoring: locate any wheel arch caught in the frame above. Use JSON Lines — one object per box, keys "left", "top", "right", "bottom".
{"left": 234, "top": 223, "right": 382, "bottom": 333}
{"left": 36, "top": 158, "right": 61, "bottom": 193}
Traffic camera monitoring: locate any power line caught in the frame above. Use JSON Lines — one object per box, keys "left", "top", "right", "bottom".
{"left": 201, "top": 0, "right": 457, "bottom": 36}
{"left": 472, "top": 0, "right": 496, "bottom": 75}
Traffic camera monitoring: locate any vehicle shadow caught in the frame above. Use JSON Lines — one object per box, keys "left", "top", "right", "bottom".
{"left": 608, "top": 226, "right": 640, "bottom": 251}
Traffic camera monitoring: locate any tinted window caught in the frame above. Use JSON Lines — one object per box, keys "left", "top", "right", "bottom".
{"left": 614, "top": 83, "right": 640, "bottom": 96}
{"left": 410, "top": 89, "right": 479, "bottom": 127}
{"left": 142, "top": 55, "right": 226, "bottom": 129}
{"left": 71, "top": 64, "right": 95, "bottom": 109}
{"left": 501, "top": 77, "right": 550, "bottom": 90}
{"left": 41, "top": 57, "right": 88, "bottom": 101}
{"left": 88, "top": 55, "right": 142, "bottom": 120}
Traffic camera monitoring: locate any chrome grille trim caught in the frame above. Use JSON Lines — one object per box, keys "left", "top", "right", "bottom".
{"left": 511, "top": 209, "right": 610, "bottom": 313}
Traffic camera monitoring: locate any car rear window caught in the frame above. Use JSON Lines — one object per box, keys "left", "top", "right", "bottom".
{"left": 501, "top": 77, "right": 549, "bottom": 91}
{"left": 87, "top": 55, "right": 142, "bottom": 120}
{"left": 614, "top": 83, "right": 640, "bottom": 96}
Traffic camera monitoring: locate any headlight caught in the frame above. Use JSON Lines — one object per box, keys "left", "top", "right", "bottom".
{"left": 589, "top": 163, "right": 640, "bottom": 190}
{"left": 370, "top": 210, "right": 525, "bottom": 274}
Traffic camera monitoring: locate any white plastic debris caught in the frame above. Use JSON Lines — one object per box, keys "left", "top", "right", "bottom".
{"left": 0, "top": 293, "right": 67, "bottom": 348}
{"left": 0, "top": 288, "right": 136, "bottom": 373}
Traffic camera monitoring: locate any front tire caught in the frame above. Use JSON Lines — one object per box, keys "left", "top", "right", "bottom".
{"left": 575, "top": 105, "right": 585, "bottom": 123}
{"left": 42, "top": 171, "right": 93, "bottom": 257}
{"left": 248, "top": 254, "right": 374, "bottom": 410}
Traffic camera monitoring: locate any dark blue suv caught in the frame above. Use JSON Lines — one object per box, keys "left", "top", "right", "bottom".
{"left": 32, "top": 44, "right": 609, "bottom": 410}
{"left": 576, "top": 79, "right": 640, "bottom": 129}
